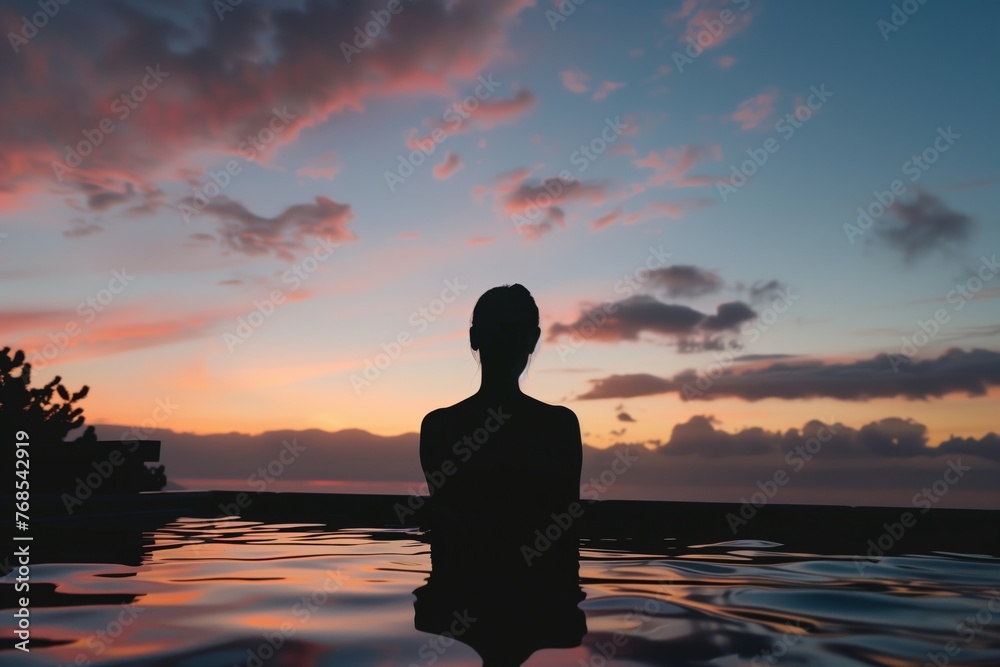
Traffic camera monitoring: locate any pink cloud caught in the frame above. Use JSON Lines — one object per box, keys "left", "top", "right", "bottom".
{"left": 473, "top": 167, "right": 610, "bottom": 241}
{"left": 295, "top": 151, "right": 341, "bottom": 181}
{"left": 3, "top": 303, "right": 260, "bottom": 367}
{"left": 620, "top": 115, "right": 639, "bottom": 135}
{"left": 664, "top": 0, "right": 755, "bottom": 50}
{"left": 717, "top": 55, "right": 736, "bottom": 69}
{"left": 591, "top": 81, "right": 626, "bottom": 101}
{"left": 432, "top": 151, "right": 464, "bottom": 180}
{"left": 651, "top": 65, "right": 672, "bottom": 80}
{"left": 0, "top": 308, "right": 80, "bottom": 337}
{"left": 406, "top": 87, "right": 537, "bottom": 149}
{"left": 467, "top": 236, "right": 495, "bottom": 246}
{"left": 516, "top": 207, "right": 566, "bottom": 242}
{"left": 183, "top": 195, "right": 357, "bottom": 260}
{"left": 621, "top": 199, "right": 713, "bottom": 226}
{"left": 503, "top": 177, "right": 609, "bottom": 214}
{"left": 560, "top": 69, "right": 591, "bottom": 94}
{"left": 633, "top": 144, "right": 722, "bottom": 188}
{"left": 730, "top": 90, "right": 778, "bottom": 131}
{"left": 0, "top": 0, "right": 537, "bottom": 211}
{"left": 589, "top": 208, "right": 624, "bottom": 231}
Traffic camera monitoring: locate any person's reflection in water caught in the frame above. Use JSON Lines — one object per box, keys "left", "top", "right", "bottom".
{"left": 413, "top": 284, "right": 587, "bottom": 667}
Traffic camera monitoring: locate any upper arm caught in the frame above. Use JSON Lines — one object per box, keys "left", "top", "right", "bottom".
{"left": 558, "top": 406, "right": 583, "bottom": 494}
{"left": 419, "top": 408, "right": 445, "bottom": 474}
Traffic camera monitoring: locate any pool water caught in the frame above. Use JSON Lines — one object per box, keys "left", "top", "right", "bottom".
{"left": 7, "top": 518, "right": 1000, "bottom": 666}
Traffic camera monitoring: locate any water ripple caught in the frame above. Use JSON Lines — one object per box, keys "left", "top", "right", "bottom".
{"left": 4, "top": 518, "right": 999, "bottom": 666}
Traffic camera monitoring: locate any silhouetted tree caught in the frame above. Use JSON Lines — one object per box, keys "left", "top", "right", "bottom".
{"left": 2, "top": 346, "right": 167, "bottom": 491}
{"left": 1, "top": 346, "right": 96, "bottom": 443}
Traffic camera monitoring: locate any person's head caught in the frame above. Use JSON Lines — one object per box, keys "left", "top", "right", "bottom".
{"left": 470, "top": 284, "right": 540, "bottom": 378}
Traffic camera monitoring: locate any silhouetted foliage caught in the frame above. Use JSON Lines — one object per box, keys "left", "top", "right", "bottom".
{"left": 1, "top": 346, "right": 96, "bottom": 443}
{"left": 2, "top": 346, "right": 167, "bottom": 491}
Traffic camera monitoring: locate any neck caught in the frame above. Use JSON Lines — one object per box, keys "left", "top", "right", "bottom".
{"left": 477, "top": 364, "right": 523, "bottom": 398}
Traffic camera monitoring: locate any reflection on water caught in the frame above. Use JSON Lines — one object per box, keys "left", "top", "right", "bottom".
{"left": 3, "top": 520, "right": 1000, "bottom": 666}
{"left": 415, "top": 520, "right": 587, "bottom": 665}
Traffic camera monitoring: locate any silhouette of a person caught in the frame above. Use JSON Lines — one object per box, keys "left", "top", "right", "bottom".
{"left": 413, "top": 284, "right": 587, "bottom": 666}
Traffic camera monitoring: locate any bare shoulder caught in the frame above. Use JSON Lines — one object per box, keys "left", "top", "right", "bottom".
{"left": 421, "top": 396, "right": 472, "bottom": 427}
{"left": 524, "top": 396, "right": 580, "bottom": 428}
{"left": 420, "top": 406, "right": 449, "bottom": 428}
{"left": 420, "top": 406, "right": 460, "bottom": 443}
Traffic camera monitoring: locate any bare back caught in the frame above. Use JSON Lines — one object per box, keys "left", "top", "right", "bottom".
{"left": 419, "top": 394, "right": 582, "bottom": 545}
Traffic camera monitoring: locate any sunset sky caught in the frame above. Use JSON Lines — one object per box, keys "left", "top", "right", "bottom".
{"left": 2, "top": 0, "right": 999, "bottom": 497}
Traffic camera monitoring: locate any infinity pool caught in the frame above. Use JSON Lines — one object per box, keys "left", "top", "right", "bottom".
{"left": 7, "top": 518, "right": 1000, "bottom": 666}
